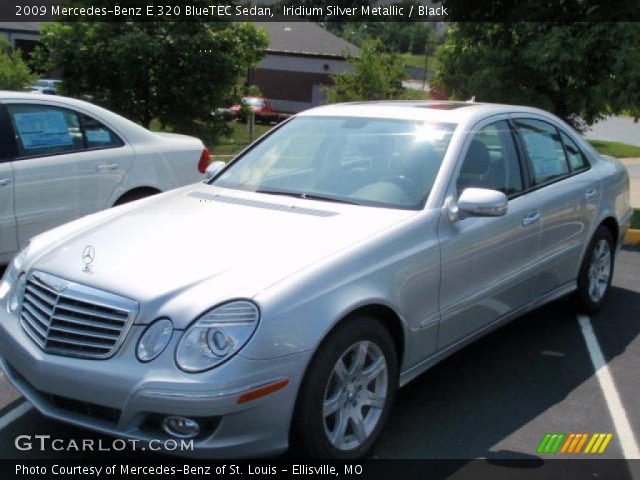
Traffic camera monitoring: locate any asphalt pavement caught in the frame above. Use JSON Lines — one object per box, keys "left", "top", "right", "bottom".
{"left": 584, "top": 116, "right": 640, "bottom": 147}
{"left": 0, "top": 248, "right": 638, "bottom": 465}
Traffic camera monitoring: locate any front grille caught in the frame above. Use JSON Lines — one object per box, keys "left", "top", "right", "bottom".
{"left": 19, "top": 271, "right": 138, "bottom": 359}
{"left": 39, "top": 391, "right": 121, "bottom": 425}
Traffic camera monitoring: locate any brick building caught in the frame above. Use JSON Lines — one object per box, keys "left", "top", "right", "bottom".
{"left": 250, "top": 22, "right": 360, "bottom": 113}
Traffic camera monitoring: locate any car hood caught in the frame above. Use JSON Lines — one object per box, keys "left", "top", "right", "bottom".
{"left": 30, "top": 184, "right": 415, "bottom": 325}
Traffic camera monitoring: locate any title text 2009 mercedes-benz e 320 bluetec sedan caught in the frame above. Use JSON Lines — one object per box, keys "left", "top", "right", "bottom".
{"left": 0, "top": 101, "right": 632, "bottom": 458}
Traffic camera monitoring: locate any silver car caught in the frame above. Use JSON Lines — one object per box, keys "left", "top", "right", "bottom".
{"left": 0, "top": 101, "right": 632, "bottom": 458}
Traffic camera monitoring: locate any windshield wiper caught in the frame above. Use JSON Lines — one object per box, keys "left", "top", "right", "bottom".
{"left": 255, "top": 189, "right": 359, "bottom": 205}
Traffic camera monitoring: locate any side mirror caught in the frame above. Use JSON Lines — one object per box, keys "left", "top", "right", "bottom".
{"left": 205, "top": 160, "right": 225, "bottom": 180}
{"left": 446, "top": 187, "right": 508, "bottom": 222}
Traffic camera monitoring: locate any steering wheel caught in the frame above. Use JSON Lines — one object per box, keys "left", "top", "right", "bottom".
{"left": 336, "top": 167, "right": 381, "bottom": 194}
{"left": 381, "top": 175, "right": 420, "bottom": 198}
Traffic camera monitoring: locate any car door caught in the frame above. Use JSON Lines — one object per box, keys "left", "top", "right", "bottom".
{"left": 0, "top": 108, "right": 18, "bottom": 260}
{"left": 5, "top": 102, "right": 134, "bottom": 247}
{"left": 512, "top": 115, "right": 600, "bottom": 297}
{"left": 437, "top": 116, "right": 542, "bottom": 350}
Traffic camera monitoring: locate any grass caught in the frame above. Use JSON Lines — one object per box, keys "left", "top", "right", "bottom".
{"left": 588, "top": 140, "right": 640, "bottom": 159}
{"left": 632, "top": 209, "right": 640, "bottom": 230}
{"left": 400, "top": 53, "right": 439, "bottom": 74}
{"left": 149, "top": 118, "right": 274, "bottom": 159}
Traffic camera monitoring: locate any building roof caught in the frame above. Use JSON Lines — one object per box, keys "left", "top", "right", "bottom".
{"left": 0, "top": 22, "right": 42, "bottom": 33}
{"left": 254, "top": 21, "right": 360, "bottom": 59}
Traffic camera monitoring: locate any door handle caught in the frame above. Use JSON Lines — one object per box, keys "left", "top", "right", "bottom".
{"left": 522, "top": 210, "right": 541, "bottom": 226}
{"left": 96, "top": 164, "right": 119, "bottom": 171}
{"left": 584, "top": 189, "right": 598, "bottom": 201}
{"left": 0, "top": 178, "right": 11, "bottom": 186}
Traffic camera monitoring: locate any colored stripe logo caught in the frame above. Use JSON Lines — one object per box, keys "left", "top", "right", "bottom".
{"left": 537, "top": 433, "right": 613, "bottom": 454}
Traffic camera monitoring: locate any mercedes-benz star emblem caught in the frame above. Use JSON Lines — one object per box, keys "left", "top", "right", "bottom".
{"left": 82, "top": 246, "right": 95, "bottom": 273}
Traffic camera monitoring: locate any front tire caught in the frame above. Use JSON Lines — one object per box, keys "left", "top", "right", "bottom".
{"left": 575, "top": 226, "right": 615, "bottom": 313}
{"left": 292, "top": 317, "right": 398, "bottom": 458}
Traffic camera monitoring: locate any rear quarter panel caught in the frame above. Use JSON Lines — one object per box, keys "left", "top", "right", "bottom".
{"left": 107, "top": 136, "right": 205, "bottom": 206}
{"left": 592, "top": 154, "right": 633, "bottom": 246}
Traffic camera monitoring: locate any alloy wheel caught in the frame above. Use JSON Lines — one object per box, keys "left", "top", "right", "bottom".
{"left": 588, "top": 239, "right": 611, "bottom": 303}
{"left": 322, "top": 340, "right": 388, "bottom": 451}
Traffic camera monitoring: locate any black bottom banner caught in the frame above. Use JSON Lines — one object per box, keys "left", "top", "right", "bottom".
{"left": 2, "top": 459, "right": 639, "bottom": 480}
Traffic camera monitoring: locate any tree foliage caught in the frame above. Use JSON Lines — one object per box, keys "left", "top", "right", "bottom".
{"left": 324, "top": 39, "right": 420, "bottom": 103}
{"left": 433, "top": 22, "right": 640, "bottom": 129}
{"left": 37, "top": 19, "right": 268, "bottom": 143}
{"left": 0, "top": 38, "right": 37, "bottom": 91}
{"left": 325, "top": 21, "right": 434, "bottom": 55}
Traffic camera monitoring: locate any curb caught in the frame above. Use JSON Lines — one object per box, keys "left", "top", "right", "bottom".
{"left": 625, "top": 229, "right": 640, "bottom": 246}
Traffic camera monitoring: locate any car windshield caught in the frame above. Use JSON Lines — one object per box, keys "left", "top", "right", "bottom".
{"left": 211, "top": 116, "right": 456, "bottom": 209}
{"left": 35, "top": 80, "right": 49, "bottom": 87}
{"left": 243, "top": 97, "right": 263, "bottom": 107}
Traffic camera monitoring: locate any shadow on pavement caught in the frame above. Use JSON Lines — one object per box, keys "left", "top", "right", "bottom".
{"left": 367, "top": 249, "right": 640, "bottom": 478}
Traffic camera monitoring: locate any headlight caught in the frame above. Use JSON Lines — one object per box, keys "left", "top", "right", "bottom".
{"left": 175, "top": 300, "right": 259, "bottom": 373}
{"left": 137, "top": 318, "right": 173, "bottom": 362}
{"left": 0, "top": 245, "right": 29, "bottom": 305}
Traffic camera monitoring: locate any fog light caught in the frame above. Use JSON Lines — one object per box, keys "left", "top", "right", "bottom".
{"left": 161, "top": 416, "right": 200, "bottom": 439}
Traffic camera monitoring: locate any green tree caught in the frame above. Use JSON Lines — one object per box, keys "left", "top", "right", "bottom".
{"left": 38, "top": 20, "right": 268, "bottom": 144}
{"left": 324, "top": 39, "right": 409, "bottom": 102}
{"left": 0, "top": 38, "right": 37, "bottom": 90}
{"left": 408, "top": 24, "right": 432, "bottom": 55}
{"left": 433, "top": 22, "right": 640, "bottom": 129}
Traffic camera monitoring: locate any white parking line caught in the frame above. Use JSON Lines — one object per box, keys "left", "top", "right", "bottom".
{"left": 578, "top": 314, "right": 640, "bottom": 459}
{"left": 0, "top": 401, "right": 32, "bottom": 431}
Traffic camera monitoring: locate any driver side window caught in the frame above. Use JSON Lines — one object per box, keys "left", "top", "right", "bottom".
{"left": 457, "top": 120, "right": 524, "bottom": 197}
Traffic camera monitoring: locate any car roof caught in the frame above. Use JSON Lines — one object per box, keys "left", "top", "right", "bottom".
{"left": 0, "top": 90, "right": 153, "bottom": 142}
{"left": 298, "top": 100, "right": 554, "bottom": 126}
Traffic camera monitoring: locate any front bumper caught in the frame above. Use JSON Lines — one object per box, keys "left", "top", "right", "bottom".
{"left": 0, "top": 308, "right": 313, "bottom": 458}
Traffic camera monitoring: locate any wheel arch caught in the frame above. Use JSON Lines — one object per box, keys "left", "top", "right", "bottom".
{"left": 577, "top": 213, "right": 621, "bottom": 274}
{"left": 112, "top": 186, "right": 162, "bottom": 206}
{"left": 599, "top": 216, "right": 619, "bottom": 246}
{"left": 319, "top": 302, "right": 407, "bottom": 372}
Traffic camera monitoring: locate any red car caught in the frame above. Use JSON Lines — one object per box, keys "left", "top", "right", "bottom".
{"left": 231, "top": 97, "right": 279, "bottom": 124}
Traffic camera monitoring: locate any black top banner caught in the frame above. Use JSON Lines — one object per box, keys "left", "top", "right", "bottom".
{"left": 1, "top": 0, "right": 640, "bottom": 22}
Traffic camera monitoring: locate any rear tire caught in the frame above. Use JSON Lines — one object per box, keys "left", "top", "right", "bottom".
{"left": 574, "top": 226, "right": 615, "bottom": 314}
{"left": 292, "top": 317, "right": 397, "bottom": 459}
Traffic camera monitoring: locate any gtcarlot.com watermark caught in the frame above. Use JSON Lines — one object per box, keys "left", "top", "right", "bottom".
{"left": 15, "top": 434, "right": 194, "bottom": 452}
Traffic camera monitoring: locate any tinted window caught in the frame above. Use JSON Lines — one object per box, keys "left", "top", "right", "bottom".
{"left": 8, "top": 104, "right": 84, "bottom": 157}
{"left": 515, "top": 119, "right": 569, "bottom": 185}
{"left": 560, "top": 131, "right": 589, "bottom": 172}
{"left": 80, "top": 114, "right": 124, "bottom": 149}
{"left": 457, "top": 120, "right": 523, "bottom": 196}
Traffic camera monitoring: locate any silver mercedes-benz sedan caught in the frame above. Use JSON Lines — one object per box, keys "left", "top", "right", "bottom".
{"left": 0, "top": 101, "right": 632, "bottom": 458}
